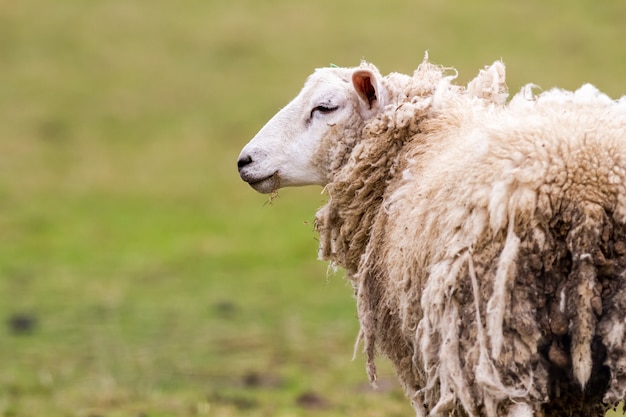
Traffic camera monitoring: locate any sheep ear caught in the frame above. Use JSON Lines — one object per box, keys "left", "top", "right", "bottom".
{"left": 352, "top": 70, "right": 379, "bottom": 110}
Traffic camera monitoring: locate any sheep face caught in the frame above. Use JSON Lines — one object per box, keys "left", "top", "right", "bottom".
{"left": 238, "top": 66, "right": 383, "bottom": 193}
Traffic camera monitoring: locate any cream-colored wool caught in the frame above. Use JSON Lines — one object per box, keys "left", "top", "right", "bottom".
{"left": 315, "top": 59, "right": 626, "bottom": 417}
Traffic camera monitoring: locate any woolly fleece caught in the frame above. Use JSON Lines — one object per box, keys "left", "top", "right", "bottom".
{"left": 315, "top": 57, "right": 626, "bottom": 417}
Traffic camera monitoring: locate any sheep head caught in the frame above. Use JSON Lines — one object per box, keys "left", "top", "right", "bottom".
{"left": 237, "top": 64, "right": 385, "bottom": 193}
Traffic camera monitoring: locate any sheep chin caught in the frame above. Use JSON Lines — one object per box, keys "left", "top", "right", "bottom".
{"left": 248, "top": 172, "right": 280, "bottom": 194}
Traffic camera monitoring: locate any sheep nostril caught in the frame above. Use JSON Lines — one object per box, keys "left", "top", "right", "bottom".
{"left": 237, "top": 154, "right": 253, "bottom": 171}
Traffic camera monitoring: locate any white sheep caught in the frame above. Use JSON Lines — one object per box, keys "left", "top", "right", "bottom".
{"left": 237, "top": 55, "right": 626, "bottom": 417}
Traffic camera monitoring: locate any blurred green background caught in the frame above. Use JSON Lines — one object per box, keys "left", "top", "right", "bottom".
{"left": 1, "top": 1, "right": 625, "bottom": 416}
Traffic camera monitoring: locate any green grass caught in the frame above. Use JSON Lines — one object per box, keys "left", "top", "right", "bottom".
{"left": 1, "top": 0, "right": 625, "bottom": 416}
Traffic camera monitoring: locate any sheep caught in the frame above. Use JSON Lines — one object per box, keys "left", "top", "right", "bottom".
{"left": 237, "top": 54, "right": 626, "bottom": 417}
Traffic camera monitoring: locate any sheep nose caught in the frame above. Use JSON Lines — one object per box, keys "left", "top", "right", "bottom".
{"left": 237, "top": 154, "right": 253, "bottom": 172}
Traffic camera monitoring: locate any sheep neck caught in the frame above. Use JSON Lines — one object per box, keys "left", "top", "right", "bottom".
{"left": 315, "top": 107, "right": 425, "bottom": 278}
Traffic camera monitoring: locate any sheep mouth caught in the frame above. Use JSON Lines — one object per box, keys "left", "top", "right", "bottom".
{"left": 247, "top": 172, "right": 280, "bottom": 194}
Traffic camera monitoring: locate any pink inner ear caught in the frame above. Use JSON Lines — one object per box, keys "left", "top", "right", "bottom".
{"left": 353, "top": 72, "right": 377, "bottom": 108}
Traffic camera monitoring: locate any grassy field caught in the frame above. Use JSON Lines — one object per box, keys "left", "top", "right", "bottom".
{"left": 1, "top": 1, "right": 625, "bottom": 416}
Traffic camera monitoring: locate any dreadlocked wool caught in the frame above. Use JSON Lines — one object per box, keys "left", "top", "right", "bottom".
{"left": 315, "top": 59, "right": 626, "bottom": 417}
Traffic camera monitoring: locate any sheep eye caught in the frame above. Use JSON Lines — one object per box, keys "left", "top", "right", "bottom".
{"left": 311, "top": 105, "right": 339, "bottom": 118}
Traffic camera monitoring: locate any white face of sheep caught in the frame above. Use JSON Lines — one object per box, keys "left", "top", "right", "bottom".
{"left": 237, "top": 66, "right": 384, "bottom": 193}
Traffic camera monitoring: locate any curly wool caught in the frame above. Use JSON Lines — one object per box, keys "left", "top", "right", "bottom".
{"left": 316, "top": 58, "right": 626, "bottom": 417}
{"left": 317, "top": 57, "right": 479, "bottom": 275}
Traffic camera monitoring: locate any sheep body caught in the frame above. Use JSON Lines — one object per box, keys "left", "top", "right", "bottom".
{"left": 315, "top": 60, "right": 626, "bottom": 416}
{"left": 238, "top": 56, "right": 626, "bottom": 416}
